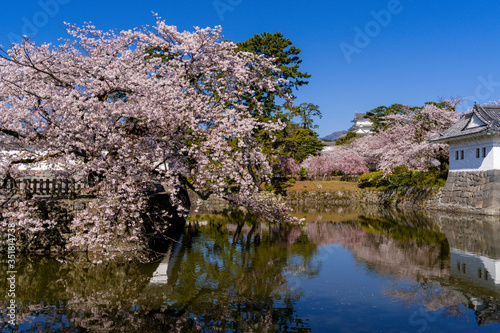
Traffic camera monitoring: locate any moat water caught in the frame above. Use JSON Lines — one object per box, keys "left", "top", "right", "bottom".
{"left": 1, "top": 204, "right": 500, "bottom": 332}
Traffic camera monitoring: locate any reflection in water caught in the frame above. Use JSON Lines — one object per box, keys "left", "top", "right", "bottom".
{"left": 313, "top": 210, "right": 500, "bottom": 327}
{"left": 451, "top": 249, "right": 499, "bottom": 287}
{"left": 302, "top": 218, "right": 467, "bottom": 316}
{"left": 1, "top": 206, "right": 500, "bottom": 331}
{"left": 434, "top": 212, "right": 500, "bottom": 288}
{"left": 1, "top": 210, "right": 317, "bottom": 332}
{"left": 303, "top": 218, "right": 449, "bottom": 280}
{"left": 433, "top": 212, "right": 500, "bottom": 325}
{"left": 149, "top": 234, "right": 184, "bottom": 285}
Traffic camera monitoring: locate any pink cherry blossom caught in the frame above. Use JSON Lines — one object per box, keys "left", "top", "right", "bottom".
{"left": 302, "top": 104, "right": 459, "bottom": 178}
{"left": 0, "top": 16, "right": 298, "bottom": 255}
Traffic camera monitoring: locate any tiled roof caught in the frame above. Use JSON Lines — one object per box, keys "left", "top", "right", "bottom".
{"left": 476, "top": 104, "right": 500, "bottom": 124}
{"left": 351, "top": 113, "right": 366, "bottom": 122}
{"left": 430, "top": 104, "right": 500, "bottom": 143}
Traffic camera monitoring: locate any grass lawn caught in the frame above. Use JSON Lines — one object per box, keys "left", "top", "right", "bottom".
{"left": 285, "top": 180, "right": 359, "bottom": 192}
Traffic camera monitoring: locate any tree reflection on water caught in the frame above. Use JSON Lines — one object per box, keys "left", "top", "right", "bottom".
{"left": 1, "top": 207, "right": 500, "bottom": 331}
{"left": 0, "top": 210, "right": 317, "bottom": 332}
{"left": 301, "top": 209, "right": 500, "bottom": 326}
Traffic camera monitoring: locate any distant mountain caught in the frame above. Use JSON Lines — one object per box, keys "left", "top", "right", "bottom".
{"left": 322, "top": 130, "right": 347, "bottom": 141}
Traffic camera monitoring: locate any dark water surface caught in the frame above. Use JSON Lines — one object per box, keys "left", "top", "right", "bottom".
{"left": 1, "top": 205, "right": 500, "bottom": 332}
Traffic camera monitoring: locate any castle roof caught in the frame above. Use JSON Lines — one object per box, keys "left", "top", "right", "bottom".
{"left": 430, "top": 104, "right": 500, "bottom": 143}
{"left": 351, "top": 113, "right": 367, "bottom": 123}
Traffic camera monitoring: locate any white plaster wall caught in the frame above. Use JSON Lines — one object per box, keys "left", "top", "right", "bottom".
{"left": 356, "top": 119, "right": 372, "bottom": 127}
{"left": 466, "top": 113, "right": 486, "bottom": 128}
{"left": 355, "top": 128, "right": 371, "bottom": 135}
{"left": 354, "top": 119, "right": 373, "bottom": 133}
{"left": 448, "top": 135, "right": 500, "bottom": 171}
{"left": 1, "top": 149, "right": 80, "bottom": 172}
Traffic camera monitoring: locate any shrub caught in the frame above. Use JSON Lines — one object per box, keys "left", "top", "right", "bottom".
{"left": 299, "top": 167, "right": 308, "bottom": 180}
{"left": 264, "top": 184, "right": 275, "bottom": 192}
{"left": 358, "top": 167, "right": 447, "bottom": 189}
{"left": 335, "top": 131, "right": 360, "bottom": 145}
{"left": 358, "top": 171, "right": 388, "bottom": 189}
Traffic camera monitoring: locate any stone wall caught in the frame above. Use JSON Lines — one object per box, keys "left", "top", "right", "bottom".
{"left": 187, "top": 190, "right": 230, "bottom": 214}
{"left": 283, "top": 187, "right": 440, "bottom": 211}
{"left": 188, "top": 177, "right": 500, "bottom": 216}
{"left": 284, "top": 171, "right": 500, "bottom": 216}
{"left": 9, "top": 174, "right": 498, "bottom": 253}
{"left": 439, "top": 170, "right": 500, "bottom": 215}
{"left": 188, "top": 187, "right": 441, "bottom": 213}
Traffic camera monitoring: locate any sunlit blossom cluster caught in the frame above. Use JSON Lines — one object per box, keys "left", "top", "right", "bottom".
{"left": 302, "top": 105, "right": 459, "bottom": 178}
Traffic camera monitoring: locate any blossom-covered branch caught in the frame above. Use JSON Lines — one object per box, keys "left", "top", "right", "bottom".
{"left": 0, "top": 16, "right": 297, "bottom": 254}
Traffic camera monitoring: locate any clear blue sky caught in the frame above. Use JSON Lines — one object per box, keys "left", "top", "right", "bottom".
{"left": 1, "top": 0, "right": 500, "bottom": 137}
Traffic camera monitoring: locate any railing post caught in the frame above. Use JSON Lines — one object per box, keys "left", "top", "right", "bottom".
{"left": 55, "top": 179, "right": 60, "bottom": 196}
{"left": 69, "top": 179, "right": 76, "bottom": 199}
{"left": 24, "top": 179, "right": 32, "bottom": 199}
{"left": 32, "top": 178, "right": 38, "bottom": 195}
{"left": 7, "top": 177, "right": 87, "bottom": 199}
{"left": 50, "top": 179, "right": 55, "bottom": 197}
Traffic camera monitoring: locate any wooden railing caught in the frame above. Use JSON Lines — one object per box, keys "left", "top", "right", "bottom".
{"left": 3, "top": 177, "right": 164, "bottom": 197}
{"left": 5, "top": 178, "right": 81, "bottom": 197}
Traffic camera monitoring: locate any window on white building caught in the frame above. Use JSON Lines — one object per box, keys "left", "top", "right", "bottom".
{"left": 482, "top": 147, "right": 486, "bottom": 158}
{"left": 455, "top": 151, "right": 459, "bottom": 160}
{"left": 460, "top": 150, "right": 464, "bottom": 160}
{"left": 476, "top": 148, "right": 480, "bottom": 158}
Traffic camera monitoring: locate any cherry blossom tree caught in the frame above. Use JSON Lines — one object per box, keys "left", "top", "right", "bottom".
{"left": 302, "top": 104, "right": 459, "bottom": 178}
{"left": 301, "top": 146, "right": 368, "bottom": 179}
{"left": 272, "top": 156, "right": 300, "bottom": 177}
{"left": 352, "top": 104, "right": 459, "bottom": 171}
{"left": 0, "top": 16, "right": 297, "bottom": 255}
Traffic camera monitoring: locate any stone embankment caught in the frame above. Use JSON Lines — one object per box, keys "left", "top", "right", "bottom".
{"left": 282, "top": 187, "right": 440, "bottom": 211}
{"left": 188, "top": 187, "right": 441, "bottom": 214}
{"left": 439, "top": 170, "right": 500, "bottom": 215}
{"left": 284, "top": 181, "right": 500, "bottom": 216}
{"left": 189, "top": 178, "right": 500, "bottom": 216}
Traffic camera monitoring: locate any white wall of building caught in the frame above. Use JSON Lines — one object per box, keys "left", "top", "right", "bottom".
{"left": 356, "top": 119, "right": 372, "bottom": 127}
{"left": 352, "top": 119, "right": 373, "bottom": 135}
{"left": 1, "top": 149, "right": 68, "bottom": 172}
{"left": 354, "top": 128, "right": 371, "bottom": 135}
{"left": 448, "top": 135, "right": 500, "bottom": 172}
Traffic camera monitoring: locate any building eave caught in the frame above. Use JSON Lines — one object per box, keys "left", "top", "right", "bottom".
{"left": 430, "top": 129, "right": 500, "bottom": 144}
{"left": 474, "top": 104, "right": 493, "bottom": 124}
{"left": 431, "top": 103, "right": 500, "bottom": 144}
